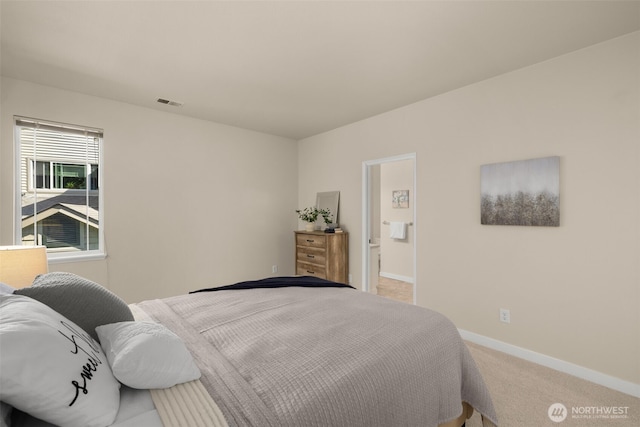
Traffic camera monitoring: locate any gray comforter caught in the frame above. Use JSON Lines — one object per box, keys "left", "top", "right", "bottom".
{"left": 135, "top": 285, "right": 498, "bottom": 427}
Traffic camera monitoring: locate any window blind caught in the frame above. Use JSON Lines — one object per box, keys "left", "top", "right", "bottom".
{"left": 15, "top": 117, "right": 103, "bottom": 139}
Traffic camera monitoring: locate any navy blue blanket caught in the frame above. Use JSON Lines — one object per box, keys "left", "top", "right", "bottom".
{"left": 190, "top": 276, "right": 354, "bottom": 294}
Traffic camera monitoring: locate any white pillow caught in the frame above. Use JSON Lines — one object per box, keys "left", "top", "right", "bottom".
{"left": 96, "top": 321, "right": 201, "bottom": 389}
{"left": 0, "top": 295, "right": 120, "bottom": 427}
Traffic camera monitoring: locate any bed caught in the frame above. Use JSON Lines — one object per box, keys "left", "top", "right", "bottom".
{"left": 1, "top": 273, "right": 498, "bottom": 427}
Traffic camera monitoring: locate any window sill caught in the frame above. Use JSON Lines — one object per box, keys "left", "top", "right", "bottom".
{"left": 47, "top": 251, "right": 106, "bottom": 264}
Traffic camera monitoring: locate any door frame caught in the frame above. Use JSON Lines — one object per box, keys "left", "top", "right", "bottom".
{"left": 361, "top": 153, "right": 417, "bottom": 304}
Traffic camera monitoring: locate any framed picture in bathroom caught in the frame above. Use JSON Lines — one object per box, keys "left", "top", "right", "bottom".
{"left": 392, "top": 190, "right": 409, "bottom": 208}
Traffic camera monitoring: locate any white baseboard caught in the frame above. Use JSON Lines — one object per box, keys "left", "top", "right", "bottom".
{"left": 459, "top": 329, "right": 640, "bottom": 398}
{"left": 379, "top": 271, "right": 414, "bottom": 284}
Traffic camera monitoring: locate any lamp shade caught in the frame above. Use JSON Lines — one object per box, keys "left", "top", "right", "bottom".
{"left": 0, "top": 246, "right": 48, "bottom": 288}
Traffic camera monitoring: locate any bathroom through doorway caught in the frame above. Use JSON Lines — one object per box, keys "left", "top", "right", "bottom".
{"left": 362, "top": 153, "right": 416, "bottom": 304}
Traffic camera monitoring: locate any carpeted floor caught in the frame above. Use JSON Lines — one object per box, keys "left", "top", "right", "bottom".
{"left": 464, "top": 341, "right": 639, "bottom": 426}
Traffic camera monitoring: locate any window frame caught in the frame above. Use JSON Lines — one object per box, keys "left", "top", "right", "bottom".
{"left": 28, "top": 159, "right": 99, "bottom": 192}
{"left": 14, "top": 117, "right": 106, "bottom": 263}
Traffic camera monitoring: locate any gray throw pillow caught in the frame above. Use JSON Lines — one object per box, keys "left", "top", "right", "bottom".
{"left": 14, "top": 272, "right": 133, "bottom": 342}
{"left": 0, "top": 401, "right": 12, "bottom": 427}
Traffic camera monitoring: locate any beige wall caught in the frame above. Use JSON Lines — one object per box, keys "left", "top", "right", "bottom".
{"left": 1, "top": 77, "right": 299, "bottom": 303}
{"left": 298, "top": 33, "right": 640, "bottom": 384}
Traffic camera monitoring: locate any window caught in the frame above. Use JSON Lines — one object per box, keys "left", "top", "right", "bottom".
{"left": 30, "top": 161, "right": 99, "bottom": 191}
{"left": 15, "top": 117, "right": 104, "bottom": 260}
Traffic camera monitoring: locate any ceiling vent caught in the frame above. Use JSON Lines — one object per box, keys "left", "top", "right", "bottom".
{"left": 156, "top": 98, "right": 184, "bottom": 107}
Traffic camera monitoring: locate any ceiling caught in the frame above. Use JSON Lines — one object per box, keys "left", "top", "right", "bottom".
{"left": 1, "top": 1, "right": 639, "bottom": 140}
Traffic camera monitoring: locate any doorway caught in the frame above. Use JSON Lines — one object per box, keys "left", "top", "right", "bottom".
{"left": 362, "top": 153, "right": 416, "bottom": 304}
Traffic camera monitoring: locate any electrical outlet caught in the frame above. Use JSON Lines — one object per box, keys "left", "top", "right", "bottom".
{"left": 272, "top": 265, "right": 278, "bottom": 273}
{"left": 499, "top": 308, "right": 511, "bottom": 324}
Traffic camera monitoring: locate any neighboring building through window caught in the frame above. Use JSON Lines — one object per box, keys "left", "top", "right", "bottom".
{"left": 15, "top": 117, "right": 104, "bottom": 260}
{"left": 31, "top": 161, "right": 99, "bottom": 191}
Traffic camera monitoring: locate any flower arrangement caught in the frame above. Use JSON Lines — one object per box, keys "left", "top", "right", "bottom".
{"left": 296, "top": 207, "right": 332, "bottom": 224}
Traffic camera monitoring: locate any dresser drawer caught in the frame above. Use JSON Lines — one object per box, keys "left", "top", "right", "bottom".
{"left": 296, "top": 263, "right": 327, "bottom": 279}
{"left": 296, "top": 234, "right": 326, "bottom": 248}
{"left": 296, "top": 246, "right": 326, "bottom": 266}
{"left": 294, "top": 230, "right": 348, "bottom": 284}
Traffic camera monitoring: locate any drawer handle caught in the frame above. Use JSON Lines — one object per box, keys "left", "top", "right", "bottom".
{"left": 306, "top": 254, "right": 315, "bottom": 259}
{"left": 306, "top": 239, "right": 315, "bottom": 243}
{"left": 306, "top": 270, "right": 315, "bottom": 274}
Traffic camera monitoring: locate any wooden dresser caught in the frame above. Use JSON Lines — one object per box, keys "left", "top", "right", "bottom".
{"left": 294, "top": 231, "right": 349, "bottom": 284}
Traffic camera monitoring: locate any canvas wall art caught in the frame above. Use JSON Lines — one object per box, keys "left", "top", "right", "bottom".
{"left": 392, "top": 190, "right": 409, "bottom": 208}
{"left": 481, "top": 156, "right": 560, "bottom": 226}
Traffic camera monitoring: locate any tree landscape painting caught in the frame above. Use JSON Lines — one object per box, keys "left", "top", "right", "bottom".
{"left": 481, "top": 156, "right": 560, "bottom": 226}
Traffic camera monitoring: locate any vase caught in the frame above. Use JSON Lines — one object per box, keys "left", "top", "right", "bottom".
{"left": 305, "top": 223, "right": 315, "bottom": 232}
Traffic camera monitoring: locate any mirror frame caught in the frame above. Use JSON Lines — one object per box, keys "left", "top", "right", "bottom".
{"left": 316, "top": 191, "right": 340, "bottom": 227}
